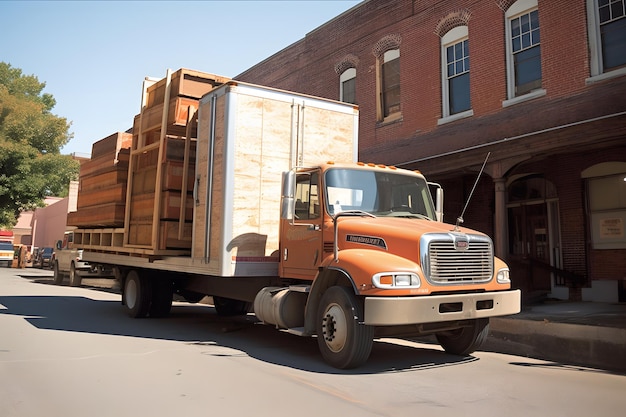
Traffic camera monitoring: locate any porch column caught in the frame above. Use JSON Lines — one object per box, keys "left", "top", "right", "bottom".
{"left": 494, "top": 177, "right": 507, "bottom": 260}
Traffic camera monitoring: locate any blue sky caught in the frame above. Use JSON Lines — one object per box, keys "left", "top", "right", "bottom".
{"left": 1, "top": 0, "right": 361, "bottom": 156}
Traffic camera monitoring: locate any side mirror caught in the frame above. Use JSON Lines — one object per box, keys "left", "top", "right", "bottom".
{"left": 281, "top": 170, "right": 295, "bottom": 220}
{"left": 55, "top": 240, "right": 63, "bottom": 250}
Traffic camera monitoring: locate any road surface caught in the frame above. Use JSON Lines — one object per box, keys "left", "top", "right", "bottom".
{"left": 1, "top": 268, "right": 624, "bottom": 417}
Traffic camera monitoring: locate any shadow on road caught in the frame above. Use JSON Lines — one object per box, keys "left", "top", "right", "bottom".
{"left": 1, "top": 276, "right": 478, "bottom": 375}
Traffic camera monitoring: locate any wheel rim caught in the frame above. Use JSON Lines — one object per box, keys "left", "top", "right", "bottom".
{"left": 126, "top": 279, "right": 137, "bottom": 310}
{"left": 321, "top": 303, "right": 348, "bottom": 353}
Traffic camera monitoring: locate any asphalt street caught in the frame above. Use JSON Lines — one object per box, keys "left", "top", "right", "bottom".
{"left": 1, "top": 267, "right": 625, "bottom": 417}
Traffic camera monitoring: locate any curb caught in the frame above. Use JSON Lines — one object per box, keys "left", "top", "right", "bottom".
{"left": 486, "top": 317, "right": 626, "bottom": 373}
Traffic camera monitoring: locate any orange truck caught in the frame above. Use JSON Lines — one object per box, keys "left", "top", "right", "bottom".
{"left": 73, "top": 76, "right": 520, "bottom": 368}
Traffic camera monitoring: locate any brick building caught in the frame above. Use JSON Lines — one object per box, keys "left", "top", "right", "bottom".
{"left": 236, "top": 0, "right": 626, "bottom": 302}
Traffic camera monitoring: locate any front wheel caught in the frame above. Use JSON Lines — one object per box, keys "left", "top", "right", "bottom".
{"left": 316, "top": 286, "right": 374, "bottom": 369}
{"left": 69, "top": 263, "right": 82, "bottom": 287}
{"left": 436, "top": 318, "right": 490, "bottom": 356}
{"left": 53, "top": 261, "right": 64, "bottom": 285}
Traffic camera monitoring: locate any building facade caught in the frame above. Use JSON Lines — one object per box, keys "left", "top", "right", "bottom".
{"left": 237, "top": 0, "right": 626, "bottom": 302}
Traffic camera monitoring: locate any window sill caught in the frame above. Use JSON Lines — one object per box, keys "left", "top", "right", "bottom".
{"left": 377, "top": 112, "right": 403, "bottom": 127}
{"left": 437, "top": 109, "right": 474, "bottom": 126}
{"left": 502, "top": 89, "right": 546, "bottom": 108}
{"left": 586, "top": 67, "right": 626, "bottom": 85}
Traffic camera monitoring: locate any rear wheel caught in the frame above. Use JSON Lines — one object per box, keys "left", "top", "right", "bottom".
{"left": 316, "top": 286, "right": 373, "bottom": 369}
{"left": 53, "top": 261, "right": 64, "bottom": 285}
{"left": 124, "top": 270, "right": 151, "bottom": 318}
{"left": 436, "top": 318, "right": 490, "bottom": 356}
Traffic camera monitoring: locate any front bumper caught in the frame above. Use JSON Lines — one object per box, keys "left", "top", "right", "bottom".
{"left": 364, "top": 289, "right": 521, "bottom": 326}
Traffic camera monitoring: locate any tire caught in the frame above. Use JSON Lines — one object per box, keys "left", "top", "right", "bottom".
{"left": 124, "top": 270, "right": 152, "bottom": 318}
{"left": 53, "top": 261, "right": 64, "bottom": 285}
{"left": 436, "top": 318, "right": 490, "bottom": 356}
{"left": 316, "top": 286, "right": 374, "bottom": 369}
{"left": 149, "top": 277, "right": 173, "bottom": 318}
{"left": 213, "top": 296, "right": 249, "bottom": 316}
{"left": 69, "top": 263, "right": 82, "bottom": 287}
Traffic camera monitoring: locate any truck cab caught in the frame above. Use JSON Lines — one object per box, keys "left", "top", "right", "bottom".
{"left": 261, "top": 162, "right": 520, "bottom": 368}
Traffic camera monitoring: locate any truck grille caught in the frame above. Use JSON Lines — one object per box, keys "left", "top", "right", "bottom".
{"left": 421, "top": 233, "right": 493, "bottom": 285}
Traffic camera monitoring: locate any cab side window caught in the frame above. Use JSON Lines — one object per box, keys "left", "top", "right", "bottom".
{"left": 295, "top": 172, "right": 320, "bottom": 220}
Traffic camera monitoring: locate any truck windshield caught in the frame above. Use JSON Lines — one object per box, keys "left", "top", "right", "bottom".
{"left": 324, "top": 168, "right": 436, "bottom": 219}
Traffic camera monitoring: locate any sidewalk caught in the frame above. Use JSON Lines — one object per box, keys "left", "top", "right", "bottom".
{"left": 487, "top": 301, "right": 626, "bottom": 373}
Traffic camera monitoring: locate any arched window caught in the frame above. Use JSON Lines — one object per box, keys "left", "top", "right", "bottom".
{"left": 340, "top": 68, "right": 356, "bottom": 104}
{"left": 504, "top": 0, "right": 544, "bottom": 103}
{"left": 381, "top": 49, "right": 401, "bottom": 119}
{"left": 373, "top": 34, "right": 402, "bottom": 122}
{"left": 440, "top": 26, "right": 472, "bottom": 123}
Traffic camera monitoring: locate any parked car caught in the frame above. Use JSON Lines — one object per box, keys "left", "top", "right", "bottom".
{"left": 0, "top": 242, "right": 13, "bottom": 267}
{"left": 34, "top": 247, "right": 54, "bottom": 269}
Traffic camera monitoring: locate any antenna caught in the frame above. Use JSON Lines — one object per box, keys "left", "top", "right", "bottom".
{"left": 455, "top": 152, "right": 490, "bottom": 231}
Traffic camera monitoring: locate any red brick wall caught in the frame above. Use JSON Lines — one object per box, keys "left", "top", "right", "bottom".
{"left": 237, "top": 0, "right": 595, "bottom": 156}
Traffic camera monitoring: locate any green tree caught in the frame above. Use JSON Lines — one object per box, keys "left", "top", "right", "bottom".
{"left": 0, "top": 62, "right": 79, "bottom": 229}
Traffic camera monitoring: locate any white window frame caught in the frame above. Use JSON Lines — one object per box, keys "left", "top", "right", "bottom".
{"left": 585, "top": 0, "right": 626, "bottom": 84}
{"left": 340, "top": 67, "right": 356, "bottom": 103}
{"left": 503, "top": 0, "right": 546, "bottom": 107}
{"left": 438, "top": 26, "right": 474, "bottom": 125}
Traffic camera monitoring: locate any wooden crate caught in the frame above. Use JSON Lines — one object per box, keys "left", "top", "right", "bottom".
{"left": 79, "top": 149, "right": 130, "bottom": 178}
{"left": 127, "top": 220, "right": 191, "bottom": 250}
{"left": 67, "top": 203, "right": 126, "bottom": 227}
{"left": 80, "top": 167, "right": 128, "bottom": 190}
{"left": 145, "top": 68, "right": 228, "bottom": 109}
{"left": 128, "top": 191, "right": 193, "bottom": 221}
{"left": 77, "top": 183, "right": 126, "bottom": 210}
{"left": 91, "top": 132, "right": 133, "bottom": 159}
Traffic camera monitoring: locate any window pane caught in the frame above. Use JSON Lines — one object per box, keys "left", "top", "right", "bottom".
{"left": 600, "top": 4, "right": 612, "bottom": 23}
{"left": 447, "top": 45, "right": 454, "bottom": 61}
{"left": 382, "top": 56, "right": 400, "bottom": 117}
{"left": 449, "top": 72, "right": 470, "bottom": 114}
{"left": 342, "top": 77, "right": 356, "bottom": 104}
{"left": 611, "top": 1, "right": 625, "bottom": 19}
{"left": 532, "top": 29, "right": 540, "bottom": 44}
{"left": 512, "top": 37, "right": 521, "bottom": 52}
{"left": 511, "top": 18, "right": 520, "bottom": 37}
{"left": 530, "top": 10, "right": 539, "bottom": 28}
{"left": 454, "top": 42, "right": 463, "bottom": 58}
{"left": 521, "top": 13, "right": 530, "bottom": 33}
{"left": 514, "top": 46, "right": 542, "bottom": 95}
{"left": 448, "top": 63, "right": 454, "bottom": 77}
{"left": 601, "top": 17, "right": 626, "bottom": 69}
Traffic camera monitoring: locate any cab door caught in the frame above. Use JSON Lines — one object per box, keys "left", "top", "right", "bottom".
{"left": 280, "top": 170, "right": 324, "bottom": 280}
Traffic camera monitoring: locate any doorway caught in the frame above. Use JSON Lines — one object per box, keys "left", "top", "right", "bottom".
{"left": 507, "top": 175, "right": 564, "bottom": 300}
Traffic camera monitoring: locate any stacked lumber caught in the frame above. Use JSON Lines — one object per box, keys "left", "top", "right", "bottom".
{"left": 126, "top": 68, "right": 228, "bottom": 251}
{"left": 67, "top": 132, "right": 132, "bottom": 227}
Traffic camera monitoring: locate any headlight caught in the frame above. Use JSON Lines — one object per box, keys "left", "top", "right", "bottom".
{"left": 496, "top": 268, "right": 510, "bottom": 284}
{"left": 373, "top": 272, "right": 421, "bottom": 289}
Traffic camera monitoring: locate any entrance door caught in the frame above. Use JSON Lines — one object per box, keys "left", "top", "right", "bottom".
{"left": 508, "top": 203, "right": 552, "bottom": 294}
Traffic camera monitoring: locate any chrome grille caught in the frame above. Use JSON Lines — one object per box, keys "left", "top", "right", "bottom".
{"left": 422, "top": 233, "right": 493, "bottom": 284}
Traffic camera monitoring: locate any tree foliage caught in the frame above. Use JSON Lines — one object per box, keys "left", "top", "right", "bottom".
{"left": 0, "top": 62, "right": 79, "bottom": 229}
